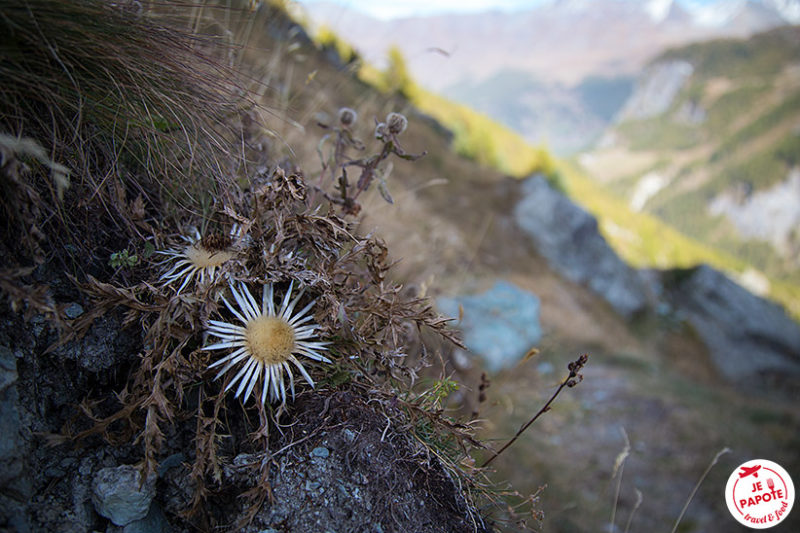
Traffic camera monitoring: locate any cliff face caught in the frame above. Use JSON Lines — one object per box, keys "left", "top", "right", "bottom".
{"left": 513, "top": 176, "right": 651, "bottom": 318}
{"left": 615, "top": 60, "right": 694, "bottom": 121}
{"left": 509, "top": 176, "right": 800, "bottom": 392}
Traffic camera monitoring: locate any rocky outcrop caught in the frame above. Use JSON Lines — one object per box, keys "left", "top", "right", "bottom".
{"left": 513, "top": 176, "right": 650, "bottom": 317}
{"left": 708, "top": 167, "right": 800, "bottom": 262}
{"left": 664, "top": 265, "right": 800, "bottom": 387}
{"left": 438, "top": 280, "right": 542, "bottom": 372}
{"left": 616, "top": 60, "right": 694, "bottom": 121}
{"left": 0, "top": 344, "right": 29, "bottom": 533}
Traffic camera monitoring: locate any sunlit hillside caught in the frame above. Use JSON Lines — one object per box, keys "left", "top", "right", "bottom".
{"left": 311, "top": 24, "right": 800, "bottom": 320}
{"left": 580, "top": 26, "right": 800, "bottom": 318}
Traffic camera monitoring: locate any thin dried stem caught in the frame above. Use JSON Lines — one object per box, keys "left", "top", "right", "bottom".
{"left": 481, "top": 354, "right": 588, "bottom": 468}
{"left": 671, "top": 447, "right": 731, "bottom": 533}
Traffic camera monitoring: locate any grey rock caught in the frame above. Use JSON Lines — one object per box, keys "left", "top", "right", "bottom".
{"left": 107, "top": 504, "right": 170, "bottom": 533}
{"left": 54, "top": 314, "right": 138, "bottom": 373}
{"left": 513, "top": 176, "right": 650, "bottom": 317}
{"left": 44, "top": 466, "right": 66, "bottom": 478}
{"left": 156, "top": 453, "right": 185, "bottom": 478}
{"left": 0, "top": 345, "right": 18, "bottom": 392}
{"left": 64, "top": 302, "right": 85, "bottom": 319}
{"left": 708, "top": 168, "right": 800, "bottom": 260}
{"left": 0, "top": 344, "right": 30, "bottom": 533}
{"left": 230, "top": 396, "right": 489, "bottom": 533}
{"left": 438, "top": 280, "right": 541, "bottom": 373}
{"left": 666, "top": 265, "right": 800, "bottom": 385}
{"left": 92, "top": 465, "right": 156, "bottom": 526}
{"left": 311, "top": 446, "right": 330, "bottom": 458}
{"left": 0, "top": 345, "right": 24, "bottom": 486}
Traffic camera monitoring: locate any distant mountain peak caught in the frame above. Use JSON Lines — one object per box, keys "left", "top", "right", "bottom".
{"left": 764, "top": 0, "right": 800, "bottom": 22}
{"left": 646, "top": 0, "right": 675, "bottom": 23}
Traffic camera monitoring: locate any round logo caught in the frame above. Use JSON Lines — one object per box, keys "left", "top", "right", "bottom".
{"left": 725, "top": 459, "right": 794, "bottom": 529}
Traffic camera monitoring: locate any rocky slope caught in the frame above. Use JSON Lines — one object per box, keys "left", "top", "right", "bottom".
{"left": 0, "top": 3, "right": 492, "bottom": 532}
{"left": 3, "top": 3, "right": 799, "bottom": 533}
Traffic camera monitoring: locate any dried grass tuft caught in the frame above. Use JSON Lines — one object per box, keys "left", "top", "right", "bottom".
{"left": 0, "top": 0, "right": 247, "bottom": 272}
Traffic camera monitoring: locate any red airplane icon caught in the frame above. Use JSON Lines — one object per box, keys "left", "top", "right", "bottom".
{"left": 739, "top": 465, "right": 762, "bottom": 478}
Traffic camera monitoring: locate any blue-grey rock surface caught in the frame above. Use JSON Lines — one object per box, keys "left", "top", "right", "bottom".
{"left": 0, "top": 344, "right": 30, "bottom": 533}
{"left": 438, "top": 280, "right": 541, "bottom": 373}
{"left": 106, "top": 504, "right": 171, "bottom": 533}
{"left": 665, "top": 265, "right": 800, "bottom": 386}
{"left": 513, "top": 176, "right": 650, "bottom": 317}
{"left": 92, "top": 465, "right": 156, "bottom": 526}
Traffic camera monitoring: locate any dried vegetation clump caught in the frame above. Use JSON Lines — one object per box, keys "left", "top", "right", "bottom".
{"left": 0, "top": 0, "right": 241, "bottom": 272}
{"left": 0, "top": 1, "right": 508, "bottom": 531}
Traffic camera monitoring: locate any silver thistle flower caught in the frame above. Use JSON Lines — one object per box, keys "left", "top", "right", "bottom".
{"left": 203, "top": 281, "right": 331, "bottom": 407}
{"left": 156, "top": 229, "right": 236, "bottom": 294}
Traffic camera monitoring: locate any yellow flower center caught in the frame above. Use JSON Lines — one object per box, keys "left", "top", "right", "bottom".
{"left": 185, "top": 244, "right": 234, "bottom": 269}
{"left": 245, "top": 316, "right": 296, "bottom": 364}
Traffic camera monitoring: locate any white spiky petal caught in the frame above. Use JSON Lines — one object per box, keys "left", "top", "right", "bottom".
{"left": 203, "top": 281, "right": 331, "bottom": 407}
{"left": 156, "top": 229, "right": 236, "bottom": 294}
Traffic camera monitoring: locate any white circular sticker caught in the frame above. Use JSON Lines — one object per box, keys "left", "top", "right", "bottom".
{"left": 725, "top": 459, "right": 794, "bottom": 529}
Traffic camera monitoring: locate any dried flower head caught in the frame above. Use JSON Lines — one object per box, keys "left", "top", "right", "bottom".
{"left": 157, "top": 229, "right": 236, "bottom": 294}
{"left": 338, "top": 107, "right": 358, "bottom": 127}
{"left": 386, "top": 112, "right": 408, "bottom": 135}
{"left": 374, "top": 122, "right": 387, "bottom": 140}
{"left": 203, "top": 281, "right": 331, "bottom": 406}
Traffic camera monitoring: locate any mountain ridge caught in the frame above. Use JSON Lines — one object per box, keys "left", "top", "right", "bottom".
{"left": 300, "top": 0, "right": 798, "bottom": 153}
{"left": 580, "top": 25, "right": 800, "bottom": 316}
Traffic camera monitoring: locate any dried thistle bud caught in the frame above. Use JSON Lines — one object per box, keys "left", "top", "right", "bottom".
{"left": 386, "top": 112, "right": 408, "bottom": 135}
{"left": 374, "top": 122, "right": 387, "bottom": 139}
{"left": 338, "top": 107, "right": 358, "bottom": 127}
{"left": 200, "top": 233, "right": 232, "bottom": 252}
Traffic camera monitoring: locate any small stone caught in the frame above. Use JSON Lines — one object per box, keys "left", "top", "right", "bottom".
{"left": 311, "top": 447, "right": 330, "bottom": 458}
{"left": 92, "top": 465, "right": 156, "bottom": 526}
{"left": 64, "top": 302, "right": 85, "bottom": 319}
{"left": 79, "top": 457, "right": 93, "bottom": 476}
{"left": 157, "top": 453, "right": 185, "bottom": 478}
{"left": 233, "top": 453, "right": 258, "bottom": 467}
{"left": 342, "top": 429, "right": 357, "bottom": 443}
{"left": 44, "top": 466, "right": 65, "bottom": 478}
{"left": 305, "top": 480, "right": 321, "bottom": 491}
{"left": 106, "top": 504, "right": 170, "bottom": 533}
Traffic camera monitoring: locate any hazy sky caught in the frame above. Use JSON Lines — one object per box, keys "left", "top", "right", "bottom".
{"left": 295, "top": 0, "right": 718, "bottom": 20}
{"left": 296, "top": 0, "right": 551, "bottom": 20}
